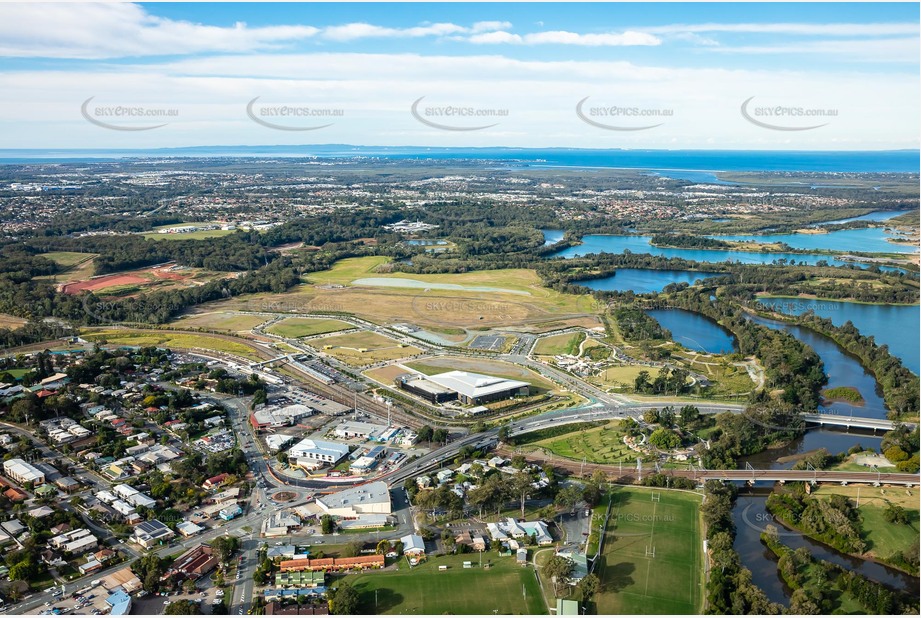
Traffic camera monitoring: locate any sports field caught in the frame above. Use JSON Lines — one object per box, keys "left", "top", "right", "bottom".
{"left": 266, "top": 317, "right": 351, "bottom": 338}
{"left": 350, "top": 553, "right": 546, "bottom": 615}
{"left": 317, "top": 330, "right": 421, "bottom": 365}
{"left": 595, "top": 486, "right": 703, "bottom": 615}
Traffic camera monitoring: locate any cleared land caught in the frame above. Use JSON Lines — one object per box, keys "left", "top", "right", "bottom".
{"left": 80, "top": 329, "right": 263, "bottom": 361}
{"left": 140, "top": 223, "right": 235, "bottom": 241}
{"left": 171, "top": 312, "right": 269, "bottom": 333}
{"left": 521, "top": 420, "right": 652, "bottom": 464}
{"left": 0, "top": 313, "right": 27, "bottom": 330}
{"left": 209, "top": 256, "right": 599, "bottom": 332}
{"left": 533, "top": 332, "right": 585, "bottom": 356}
{"left": 265, "top": 317, "right": 352, "bottom": 338}
{"left": 595, "top": 486, "right": 703, "bottom": 615}
{"left": 317, "top": 330, "right": 421, "bottom": 366}
{"left": 60, "top": 263, "right": 216, "bottom": 297}
{"left": 350, "top": 553, "right": 546, "bottom": 615}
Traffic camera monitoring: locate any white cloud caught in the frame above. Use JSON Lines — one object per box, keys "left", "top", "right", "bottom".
{"left": 522, "top": 30, "right": 661, "bottom": 46}
{"left": 471, "top": 21, "right": 513, "bottom": 33}
{"left": 641, "top": 22, "right": 920, "bottom": 37}
{"left": 468, "top": 31, "right": 524, "bottom": 45}
{"left": 707, "top": 37, "right": 920, "bottom": 61}
{"left": 320, "top": 22, "right": 468, "bottom": 42}
{"left": 0, "top": 3, "right": 321, "bottom": 58}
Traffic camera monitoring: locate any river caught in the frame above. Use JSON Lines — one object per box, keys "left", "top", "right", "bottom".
{"left": 755, "top": 297, "right": 919, "bottom": 375}
{"left": 731, "top": 493, "right": 920, "bottom": 606}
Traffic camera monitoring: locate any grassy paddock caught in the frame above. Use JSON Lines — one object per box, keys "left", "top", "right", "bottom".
{"left": 533, "top": 332, "right": 585, "bottom": 356}
{"left": 349, "top": 553, "right": 546, "bottom": 615}
{"left": 266, "top": 317, "right": 352, "bottom": 338}
{"left": 171, "top": 312, "right": 269, "bottom": 332}
{"left": 525, "top": 421, "right": 653, "bottom": 464}
{"left": 80, "top": 329, "right": 263, "bottom": 360}
{"left": 595, "top": 486, "right": 703, "bottom": 615}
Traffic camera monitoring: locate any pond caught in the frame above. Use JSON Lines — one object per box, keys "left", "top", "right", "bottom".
{"left": 646, "top": 308, "right": 737, "bottom": 354}
{"left": 576, "top": 268, "right": 719, "bottom": 294}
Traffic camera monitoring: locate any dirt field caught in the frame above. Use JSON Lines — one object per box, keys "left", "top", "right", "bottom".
{"left": 0, "top": 313, "right": 27, "bottom": 330}
{"left": 316, "top": 330, "right": 422, "bottom": 366}
{"left": 62, "top": 273, "right": 149, "bottom": 294}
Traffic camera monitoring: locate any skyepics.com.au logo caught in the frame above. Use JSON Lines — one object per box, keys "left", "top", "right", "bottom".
{"left": 740, "top": 96, "right": 837, "bottom": 131}
{"left": 246, "top": 97, "right": 344, "bottom": 131}
{"left": 411, "top": 96, "right": 508, "bottom": 131}
{"left": 576, "top": 97, "right": 673, "bottom": 131}
{"left": 81, "top": 97, "right": 178, "bottom": 131}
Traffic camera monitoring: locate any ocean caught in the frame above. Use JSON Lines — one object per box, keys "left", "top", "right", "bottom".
{"left": 0, "top": 146, "right": 917, "bottom": 173}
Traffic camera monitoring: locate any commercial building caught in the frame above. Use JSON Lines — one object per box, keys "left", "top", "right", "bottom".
{"left": 425, "top": 371, "right": 530, "bottom": 406}
{"left": 315, "top": 481, "right": 391, "bottom": 519}
{"left": 262, "top": 510, "right": 302, "bottom": 537}
{"left": 401, "top": 534, "right": 426, "bottom": 564}
{"left": 250, "top": 404, "right": 315, "bottom": 430}
{"left": 219, "top": 504, "right": 243, "bottom": 521}
{"left": 287, "top": 438, "right": 349, "bottom": 470}
{"left": 2, "top": 458, "right": 45, "bottom": 485}
{"left": 397, "top": 374, "right": 457, "bottom": 404}
{"left": 333, "top": 421, "right": 388, "bottom": 441}
{"left": 106, "top": 590, "right": 132, "bottom": 616}
{"left": 166, "top": 544, "right": 219, "bottom": 578}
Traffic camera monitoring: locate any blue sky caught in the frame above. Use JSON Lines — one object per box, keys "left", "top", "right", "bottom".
{"left": 0, "top": 2, "right": 917, "bottom": 149}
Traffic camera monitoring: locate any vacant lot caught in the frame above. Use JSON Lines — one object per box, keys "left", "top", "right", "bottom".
{"left": 533, "top": 332, "right": 585, "bottom": 356}
{"left": 266, "top": 317, "right": 351, "bottom": 338}
{"left": 317, "top": 330, "right": 421, "bottom": 366}
{"left": 171, "top": 312, "right": 269, "bottom": 333}
{"left": 595, "top": 486, "right": 703, "bottom": 615}
{"left": 0, "top": 313, "right": 27, "bottom": 330}
{"left": 590, "top": 365, "right": 651, "bottom": 390}
{"left": 350, "top": 553, "right": 546, "bottom": 615}
{"left": 140, "top": 223, "right": 235, "bottom": 241}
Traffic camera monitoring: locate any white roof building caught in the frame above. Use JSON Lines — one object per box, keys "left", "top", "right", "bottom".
{"left": 288, "top": 438, "right": 349, "bottom": 469}
{"left": 426, "top": 371, "right": 529, "bottom": 405}
{"left": 315, "top": 481, "right": 392, "bottom": 518}
{"left": 2, "top": 458, "right": 45, "bottom": 485}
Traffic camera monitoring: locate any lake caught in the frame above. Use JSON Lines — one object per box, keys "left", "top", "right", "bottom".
{"left": 541, "top": 230, "right": 565, "bottom": 246}
{"left": 646, "top": 308, "right": 737, "bottom": 354}
{"left": 712, "top": 227, "right": 918, "bottom": 254}
{"left": 814, "top": 209, "right": 914, "bottom": 226}
{"left": 755, "top": 297, "right": 919, "bottom": 375}
{"left": 546, "top": 234, "right": 859, "bottom": 267}
{"left": 748, "top": 314, "right": 888, "bottom": 418}
{"left": 577, "top": 268, "right": 719, "bottom": 294}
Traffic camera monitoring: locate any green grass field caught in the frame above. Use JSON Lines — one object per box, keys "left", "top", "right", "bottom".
{"left": 525, "top": 421, "right": 653, "bottom": 464}
{"left": 266, "top": 317, "right": 352, "bottom": 338}
{"left": 533, "top": 332, "right": 585, "bottom": 356}
{"left": 350, "top": 553, "right": 546, "bottom": 615}
{"left": 80, "top": 329, "right": 263, "bottom": 360}
{"left": 40, "top": 251, "right": 97, "bottom": 267}
{"left": 858, "top": 503, "right": 920, "bottom": 563}
{"left": 595, "top": 486, "right": 703, "bottom": 615}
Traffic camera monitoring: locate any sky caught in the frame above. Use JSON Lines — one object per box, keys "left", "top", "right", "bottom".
{"left": 0, "top": 1, "right": 918, "bottom": 150}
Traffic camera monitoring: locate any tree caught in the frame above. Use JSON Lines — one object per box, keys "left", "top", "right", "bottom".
{"left": 497, "top": 425, "right": 510, "bottom": 443}
{"left": 577, "top": 572, "right": 600, "bottom": 600}
{"left": 376, "top": 539, "right": 391, "bottom": 555}
{"left": 884, "top": 504, "right": 909, "bottom": 525}
{"left": 555, "top": 485, "right": 582, "bottom": 511}
{"left": 544, "top": 555, "right": 574, "bottom": 594}
{"left": 511, "top": 454, "right": 527, "bottom": 470}
{"left": 165, "top": 600, "right": 202, "bottom": 615}
{"left": 417, "top": 425, "right": 434, "bottom": 443}
{"left": 329, "top": 580, "right": 361, "bottom": 615}
{"left": 341, "top": 541, "right": 363, "bottom": 558}
{"left": 321, "top": 514, "right": 336, "bottom": 535}
{"left": 432, "top": 428, "right": 448, "bottom": 444}
{"left": 512, "top": 470, "right": 533, "bottom": 519}
{"left": 649, "top": 428, "right": 681, "bottom": 450}
{"left": 211, "top": 535, "right": 240, "bottom": 563}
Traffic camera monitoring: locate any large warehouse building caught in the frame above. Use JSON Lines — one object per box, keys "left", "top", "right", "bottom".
{"left": 287, "top": 438, "right": 350, "bottom": 470}
{"left": 402, "top": 370, "right": 530, "bottom": 406}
